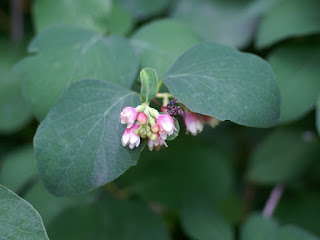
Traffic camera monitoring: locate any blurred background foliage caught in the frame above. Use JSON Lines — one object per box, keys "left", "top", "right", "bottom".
{"left": 0, "top": 0, "right": 320, "bottom": 239}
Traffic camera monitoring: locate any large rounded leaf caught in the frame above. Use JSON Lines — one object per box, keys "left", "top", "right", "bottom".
{"left": 0, "top": 185, "right": 49, "bottom": 240}
{"left": 131, "top": 19, "right": 201, "bottom": 79}
{"left": 256, "top": 0, "right": 320, "bottom": 49}
{"left": 16, "top": 26, "right": 138, "bottom": 120}
{"left": 34, "top": 79, "right": 144, "bottom": 196}
{"left": 268, "top": 42, "right": 320, "bottom": 123}
{"left": 164, "top": 42, "right": 280, "bottom": 128}
{"left": 247, "top": 129, "right": 320, "bottom": 184}
{"left": 33, "top": 0, "right": 112, "bottom": 33}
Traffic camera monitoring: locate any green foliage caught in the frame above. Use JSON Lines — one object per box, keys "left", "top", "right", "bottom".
{"left": 165, "top": 42, "right": 280, "bottom": 128}
{"left": 17, "top": 26, "right": 138, "bottom": 120}
{"left": 0, "top": 40, "right": 31, "bottom": 133}
{"left": 268, "top": 42, "right": 320, "bottom": 123}
{"left": 47, "top": 196, "right": 170, "bottom": 240}
{"left": 34, "top": 79, "right": 144, "bottom": 196}
{"left": 131, "top": 19, "right": 201, "bottom": 79}
{"left": 0, "top": 185, "right": 49, "bottom": 240}
{"left": 247, "top": 128, "right": 320, "bottom": 184}
{"left": 256, "top": 0, "right": 320, "bottom": 48}
{"left": 140, "top": 68, "right": 158, "bottom": 103}
{"left": 33, "top": 0, "right": 112, "bottom": 33}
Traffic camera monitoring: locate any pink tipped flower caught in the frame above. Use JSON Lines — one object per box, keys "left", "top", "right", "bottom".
{"left": 137, "top": 112, "right": 148, "bottom": 125}
{"left": 121, "top": 124, "right": 140, "bottom": 149}
{"left": 202, "top": 115, "right": 220, "bottom": 128}
{"left": 147, "top": 135, "right": 168, "bottom": 151}
{"left": 184, "top": 111, "right": 204, "bottom": 136}
{"left": 156, "top": 114, "right": 175, "bottom": 140}
{"left": 120, "top": 106, "right": 138, "bottom": 128}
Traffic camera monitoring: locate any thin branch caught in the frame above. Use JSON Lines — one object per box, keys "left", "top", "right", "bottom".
{"left": 262, "top": 184, "right": 284, "bottom": 218}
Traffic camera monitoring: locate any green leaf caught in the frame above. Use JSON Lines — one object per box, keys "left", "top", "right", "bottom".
{"left": 256, "top": 0, "right": 320, "bottom": 49}
{"left": 117, "top": 0, "right": 170, "bottom": 19}
{"left": 17, "top": 26, "right": 138, "bottom": 120}
{"left": 275, "top": 225, "right": 319, "bottom": 240}
{"left": 140, "top": 68, "right": 158, "bottom": 103}
{"left": 247, "top": 128, "right": 320, "bottom": 184}
{"left": 33, "top": 0, "right": 112, "bottom": 33}
{"left": 171, "top": 0, "right": 259, "bottom": 48}
{"left": 316, "top": 97, "right": 320, "bottom": 136}
{"left": 34, "top": 79, "right": 144, "bottom": 196}
{"left": 0, "top": 145, "right": 37, "bottom": 192}
{"left": 275, "top": 191, "right": 320, "bottom": 236}
{"left": 181, "top": 199, "right": 234, "bottom": 240}
{"left": 48, "top": 196, "right": 170, "bottom": 240}
{"left": 166, "top": 120, "right": 179, "bottom": 141}
{"left": 24, "top": 182, "right": 95, "bottom": 225}
{"left": 116, "top": 137, "right": 233, "bottom": 209}
{"left": 131, "top": 19, "right": 201, "bottom": 79}
{"left": 268, "top": 42, "right": 320, "bottom": 123}
{"left": 240, "top": 213, "right": 278, "bottom": 240}
{"left": 164, "top": 42, "right": 280, "bottom": 128}
{"left": 0, "top": 184, "right": 49, "bottom": 240}
{"left": 106, "top": 2, "right": 134, "bottom": 35}
{"left": 0, "top": 40, "right": 31, "bottom": 133}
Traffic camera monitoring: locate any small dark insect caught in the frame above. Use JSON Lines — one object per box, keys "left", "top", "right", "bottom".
{"left": 164, "top": 99, "right": 184, "bottom": 117}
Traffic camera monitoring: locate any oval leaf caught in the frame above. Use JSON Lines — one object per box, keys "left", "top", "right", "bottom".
{"left": 131, "top": 19, "right": 201, "bottom": 79}
{"left": 247, "top": 129, "right": 320, "bottom": 184}
{"left": 164, "top": 42, "right": 280, "bottom": 128}
{"left": 140, "top": 68, "right": 158, "bottom": 103}
{"left": 268, "top": 42, "right": 320, "bottom": 123}
{"left": 275, "top": 225, "right": 319, "bottom": 240}
{"left": 0, "top": 184, "right": 49, "bottom": 240}
{"left": 33, "top": 0, "right": 112, "bottom": 33}
{"left": 34, "top": 79, "right": 144, "bottom": 196}
{"left": 16, "top": 26, "right": 138, "bottom": 120}
{"left": 256, "top": 0, "right": 320, "bottom": 49}
{"left": 317, "top": 98, "right": 320, "bottom": 136}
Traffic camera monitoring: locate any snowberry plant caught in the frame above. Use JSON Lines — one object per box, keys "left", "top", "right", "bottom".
{"left": 1, "top": 0, "right": 320, "bottom": 239}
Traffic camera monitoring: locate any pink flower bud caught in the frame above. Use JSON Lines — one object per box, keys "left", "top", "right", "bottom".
{"left": 151, "top": 123, "right": 160, "bottom": 133}
{"left": 137, "top": 112, "right": 148, "bottom": 125}
{"left": 202, "top": 115, "right": 220, "bottom": 128}
{"left": 121, "top": 124, "right": 140, "bottom": 149}
{"left": 184, "top": 111, "right": 203, "bottom": 136}
{"left": 120, "top": 107, "right": 138, "bottom": 128}
{"left": 156, "top": 114, "right": 175, "bottom": 140}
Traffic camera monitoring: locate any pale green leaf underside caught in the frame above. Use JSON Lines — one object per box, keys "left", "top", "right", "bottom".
{"left": 17, "top": 26, "right": 138, "bottom": 120}
{"left": 268, "top": 43, "right": 320, "bottom": 124}
{"left": 34, "top": 79, "right": 144, "bottom": 196}
{"left": 247, "top": 129, "right": 320, "bottom": 184}
{"left": 275, "top": 225, "right": 319, "bottom": 240}
{"left": 131, "top": 19, "right": 201, "bottom": 79}
{"left": 140, "top": 68, "right": 158, "bottom": 102}
{"left": 33, "top": 0, "right": 112, "bottom": 33}
{"left": 165, "top": 42, "right": 280, "bottom": 128}
{"left": 0, "top": 185, "right": 49, "bottom": 240}
{"left": 256, "top": 0, "right": 320, "bottom": 49}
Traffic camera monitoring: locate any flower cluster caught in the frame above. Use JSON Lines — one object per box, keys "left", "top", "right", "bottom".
{"left": 184, "top": 111, "right": 220, "bottom": 136}
{"left": 120, "top": 105, "right": 176, "bottom": 151}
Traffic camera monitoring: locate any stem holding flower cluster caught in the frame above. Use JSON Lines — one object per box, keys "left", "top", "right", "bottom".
{"left": 262, "top": 184, "right": 284, "bottom": 218}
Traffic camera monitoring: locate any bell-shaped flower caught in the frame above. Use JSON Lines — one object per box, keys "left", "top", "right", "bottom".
{"left": 184, "top": 111, "right": 204, "bottom": 136}
{"left": 147, "top": 134, "right": 167, "bottom": 151}
{"left": 121, "top": 124, "right": 140, "bottom": 149}
{"left": 156, "top": 114, "right": 175, "bottom": 140}
{"left": 120, "top": 107, "right": 138, "bottom": 128}
{"left": 202, "top": 115, "right": 220, "bottom": 128}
